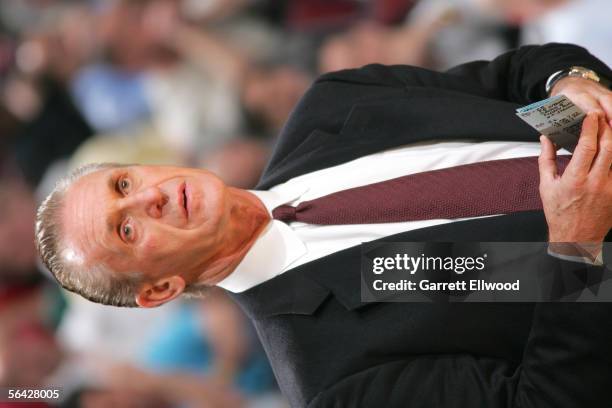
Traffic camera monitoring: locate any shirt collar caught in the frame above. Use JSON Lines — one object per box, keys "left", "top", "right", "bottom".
{"left": 251, "top": 180, "right": 309, "bottom": 210}
{"left": 216, "top": 187, "right": 308, "bottom": 293}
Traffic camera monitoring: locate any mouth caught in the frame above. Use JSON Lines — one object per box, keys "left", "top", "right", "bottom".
{"left": 184, "top": 184, "right": 190, "bottom": 219}
{"left": 179, "top": 182, "right": 188, "bottom": 219}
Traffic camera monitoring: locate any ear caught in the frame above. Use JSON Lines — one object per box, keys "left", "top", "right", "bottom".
{"left": 135, "top": 275, "right": 186, "bottom": 308}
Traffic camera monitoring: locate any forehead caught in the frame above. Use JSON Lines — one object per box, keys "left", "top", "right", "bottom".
{"left": 60, "top": 167, "right": 119, "bottom": 265}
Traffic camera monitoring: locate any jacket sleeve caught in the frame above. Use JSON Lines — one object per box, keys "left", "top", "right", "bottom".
{"left": 308, "top": 261, "right": 612, "bottom": 408}
{"left": 318, "top": 42, "right": 612, "bottom": 104}
{"left": 444, "top": 42, "right": 612, "bottom": 103}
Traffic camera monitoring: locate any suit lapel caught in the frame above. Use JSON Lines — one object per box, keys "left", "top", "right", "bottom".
{"left": 257, "top": 87, "right": 538, "bottom": 190}
{"left": 229, "top": 267, "right": 331, "bottom": 321}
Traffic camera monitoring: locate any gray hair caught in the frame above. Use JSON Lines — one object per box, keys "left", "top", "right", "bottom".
{"left": 35, "top": 163, "right": 209, "bottom": 308}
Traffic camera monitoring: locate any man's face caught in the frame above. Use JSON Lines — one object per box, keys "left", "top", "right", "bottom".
{"left": 61, "top": 165, "right": 230, "bottom": 284}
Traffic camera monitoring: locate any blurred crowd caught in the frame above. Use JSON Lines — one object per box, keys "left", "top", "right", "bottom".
{"left": 0, "top": 0, "right": 610, "bottom": 407}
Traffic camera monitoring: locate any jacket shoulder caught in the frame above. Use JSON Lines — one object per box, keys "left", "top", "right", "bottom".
{"left": 261, "top": 65, "right": 410, "bottom": 177}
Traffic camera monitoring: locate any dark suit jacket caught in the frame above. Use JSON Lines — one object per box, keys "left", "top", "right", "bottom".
{"left": 231, "top": 44, "right": 612, "bottom": 407}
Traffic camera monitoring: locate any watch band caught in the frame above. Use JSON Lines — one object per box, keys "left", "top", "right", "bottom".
{"left": 545, "top": 66, "right": 611, "bottom": 95}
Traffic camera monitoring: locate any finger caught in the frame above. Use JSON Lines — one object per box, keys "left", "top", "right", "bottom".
{"left": 539, "top": 135, "right": 558, "bottom": 183}
{"left": 599, "top": 94, "right": 612, "bottom": 125}
{"left": 591, "top": 116, "right": 612, "bottom": 175}
{"left": 565, "top": 112, "right": 599, "bottom": 178}
{"left": 573, "top": 93, "right": 605, "bottom": 116}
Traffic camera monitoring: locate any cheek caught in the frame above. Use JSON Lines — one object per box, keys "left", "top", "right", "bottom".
{"left": 140, "top": 229, "right": 196, "bottom": 262}
{"left": 138, "top": 234, "right": 177, "bottom": 267}
{"left": 143, "top": 236, "right": 161, "bottom": 251}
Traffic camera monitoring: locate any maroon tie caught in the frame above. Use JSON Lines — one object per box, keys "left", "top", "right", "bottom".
{"left": 272, "top": 156, "right": 570, "bottom": 225}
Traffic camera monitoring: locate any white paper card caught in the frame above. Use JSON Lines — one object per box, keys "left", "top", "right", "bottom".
{"left": 516, "top": 94, "right": 585, "bottom": 152}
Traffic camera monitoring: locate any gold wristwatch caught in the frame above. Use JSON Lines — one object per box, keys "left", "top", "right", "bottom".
{"left": 545, "top": 66, "right": 610, "bottom": 96}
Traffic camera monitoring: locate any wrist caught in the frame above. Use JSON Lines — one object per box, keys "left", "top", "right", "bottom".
{"left": 548, "top": 229, "right": 606, "bottom": 244}
{"left": 547, "top": 66, "right": 611, "bottom": 96}
{"left": 550, "top": 76, "right": 601, "bottom": 97}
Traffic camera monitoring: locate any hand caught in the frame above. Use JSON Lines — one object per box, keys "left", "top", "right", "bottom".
{"left": 539, "top": 112, "right": 612, "bottom": 244}
{"left": 551, "top": 76, "right": 612, "bottom": 127}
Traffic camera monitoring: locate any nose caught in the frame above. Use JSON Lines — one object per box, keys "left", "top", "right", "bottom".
{"left": 119, "top": 186, "right": 169, "bottom": 218}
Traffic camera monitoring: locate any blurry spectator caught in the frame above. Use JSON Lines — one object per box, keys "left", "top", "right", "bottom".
{"left": 3, "top": 7, "right": 98, "bottom": 187}
{"left": 4, "top": 74, "right": 93, "bottom": 186}
{"left": 280, "top": 0, "right": 364, "bottom": 32}
{"left": 56, "top": 293, "right": 279, "bottom": 407}
{"left": 0, "top": 176, "right": 37, "bottom": 280}
{"left": 241, "top": 66, "right": 311, "bottom": 133}
{"left": 0, "top": 106, "right": 20, "bottom": 156}
{"left": 520, "top": 0, "right": 612, "bottom": 67}
{"left": 51, "top": 295, "right": 182, "bottom": 401}
{"left": 139, "top": 1, "right": 310, "bottom": 141}
{"left": 103, "top": 364, "right": 244, "bottom": 408}
{"left": 406, "top": 0, "right": 516, "bottom": 70}
{"left": 0, "top": 258, "right": 66, "bottom": 393}
{"left": 12, "top": 4, "right": 99, "bottom": 81}
{"left": 373, "top": 0, "right": 418, "bottom": 24}
{"left": 0, "top": 33, "right": 15, "bottom": 79}
{"left": 95, "top": 0, "right": 246, "bottom": 155}
{"left": 475, "top": 0, "right": 568, "bottom": 25}
{"left": 57, "top": 295, "right": 180, "bottom": 364}
{"left": 181, "top": 0, "right": 256, "bottom": 23}
{"left": 141, "top": 291, "right": 277, "bottom": 396}
{"left": 318, "top": 11, "right": 457, "bottom": 73}
{"left": 0, "top": 321, "right": 63, "bottom": 388}
{"left": 256, "top": 0, "right": 415, "bottom": 33}
{"left": 71, "top": 64, "right": 151, "bottom": 133}
{"left": 144, "top": 63, "right": 243, "bottom": 155}
{"left": 97, "top": 0, "right": 179, "bottom": 72}
{"left": 0, "top": 1, "right": 65, "bottom": 35}
{"left": 473, "top": 0, "right": 612, "bottom": 68}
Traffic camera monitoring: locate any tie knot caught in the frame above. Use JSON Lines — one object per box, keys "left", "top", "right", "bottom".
{"left": 272, "top": 204, "right": 297, "bottom": 223}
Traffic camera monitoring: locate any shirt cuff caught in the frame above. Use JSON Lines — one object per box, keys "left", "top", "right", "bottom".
{"left": 547, "top": 247, "right": 604, "bottom": 266}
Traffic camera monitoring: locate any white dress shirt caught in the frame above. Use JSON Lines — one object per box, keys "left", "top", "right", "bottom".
{"left": 218, "top": 140, "right": 563, "bottom": 293}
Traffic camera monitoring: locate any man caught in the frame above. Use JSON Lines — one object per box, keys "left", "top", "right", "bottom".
{"left": 36, "top": 43, "right": 612, "bottom": 406}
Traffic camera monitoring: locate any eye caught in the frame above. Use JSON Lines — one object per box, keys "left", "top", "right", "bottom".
{"left": 117, "top": 177, "right": 131, "bottom": 195}
{"left": 120, "top": 220, "right": 135, "bottom": 243}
